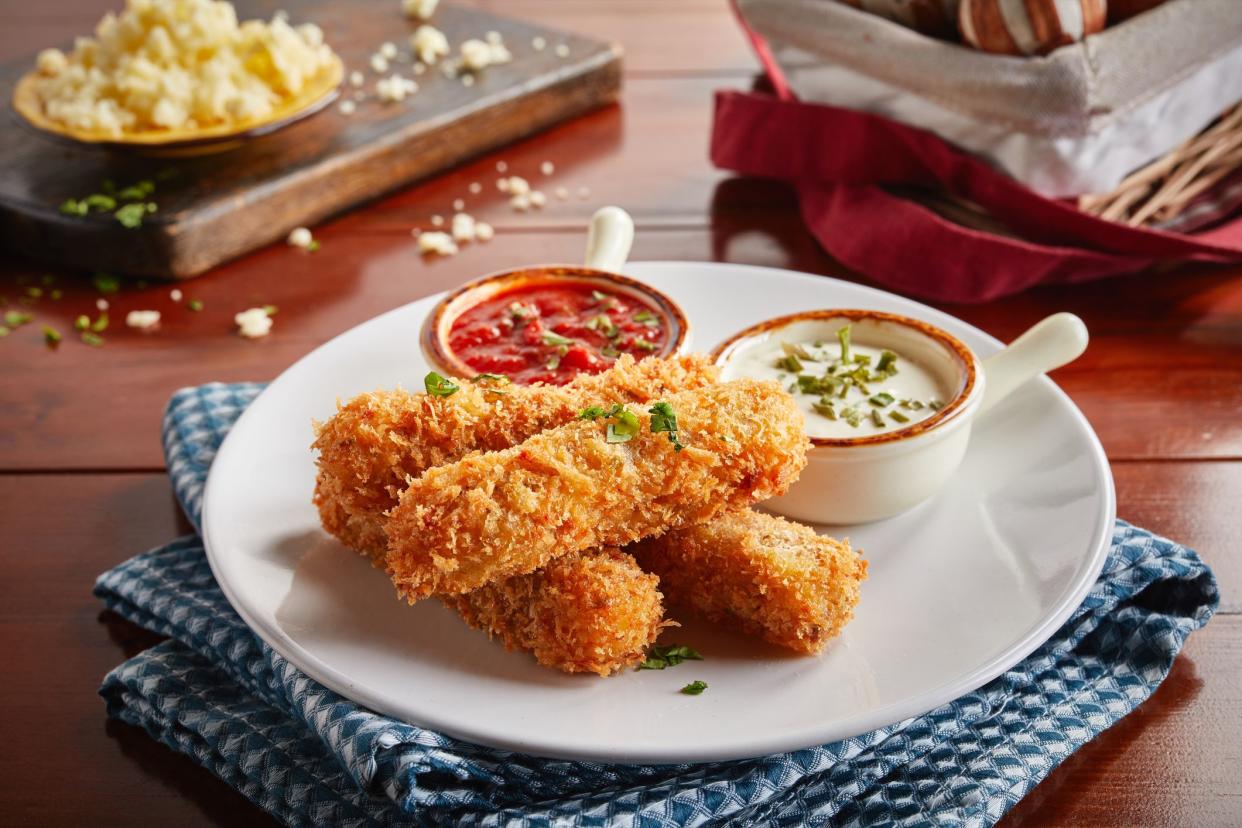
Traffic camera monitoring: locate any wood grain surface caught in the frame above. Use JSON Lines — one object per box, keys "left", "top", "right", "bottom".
{"left": 0, "top": 0, "right": 621, "bottom": 277}
{"left": 0, "top": 1, "right": 1239, "bottom": 826}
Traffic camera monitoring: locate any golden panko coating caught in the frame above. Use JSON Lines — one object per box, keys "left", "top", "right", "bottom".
{"left": 385, "top": 379, "right": 809, "bottom": 601}
{"left": 312, "top": 354, "right": 718, "bottom": 564}
{"left": 630, "top": 509, "right": 867, "bottom": 654}
{"left": 445, "top": 548, "right": 665, "bottom": 676}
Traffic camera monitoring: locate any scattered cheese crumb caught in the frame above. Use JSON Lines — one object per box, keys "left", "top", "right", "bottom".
{"left": 349, "top": 70, "right": 365, "bottom": 87}
{"left": 451, "top": 212, "right": 476, "bottom": 242}
{"left": 532, "top": 36, "right": 547, "bottom": 52}
{"left": 486, "top": 31, "right": 502, "bottom": 45}
{"left": 287, "top": 227, "right": 313, "bottom": 248}
{"left": 452, "top": 198, "right": 465, "bottom": 211}
{"left": 496, "top": 178, "right": 510, "bottom": 193}
{"left": 460, "top": 37, "right": 512, "bottom": 72}
{"left": 170, "top": 288, "right": 183, "bottom": 301}
{"left": 529, "top": 190, "right": 546, "bottom": 208}
{"left": 474, "top": 221, "right": 494, "bottom": 241}
{"left": 401, "top": 0, "right": 439, "bottom": 20}
{"left": 496, "top": 160, "right": 508, "bottom": 173}
{"left": 577, "top": 185, "right": 591, "bottom": 200}
{"left": 370, "top": 53, "right": 390, "bottom": 73}
{"left": 554, "top": 186, "right": 569, "bottom": 200}
{"left": 126, "top": 310, "right": 160, "bottom": 330}
{"left": 413, "top": 61, "right": 426, "bottom": 75}
{"left": 555, "top": 44, "right": 570, "bottom": 58}
{"left": 469, "top": 182, "right": 482, "bottom": 194}
{"left": 235, "top": 307, "right": 273, "bottom": 339}
{"left": 461, "top": 74, "right": 475, "bottom": 87}
{"left": 431, "top": 214, "right": 444, "bottom": 226}
{"left": 410, "top": 25, "right": 449, "bottom": 65}
{"left": 510, "top": 193, "right": 530, "bottom": 211}
{"left": 507, "top": 176, "right": 530, "bottom": 196}
{"left": 540, "top": 161, "right": 555, "bottom": 176}
{"left": 376, "top": 74, "right": 417, "bottom": 102}
{"left": 379, "top": 41, "right": 398, "bottom": 60}
{"left": 339, "top": 100, "right": 356, "bottom": 115}
{"left": 418, "top": 231, "right": 458, "bottom": 256}
{"left": 96, "top": 299, "right": 109, "bottom": 311}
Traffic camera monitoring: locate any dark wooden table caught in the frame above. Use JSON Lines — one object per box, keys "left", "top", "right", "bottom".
{"left": 1, "top": 2, "right": 1239, "bottom": 825}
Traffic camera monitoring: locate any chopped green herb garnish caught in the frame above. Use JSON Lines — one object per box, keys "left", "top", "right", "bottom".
{"left": 541, "top": 331, "right": 573, "bottom": 347}
{"left": 424, "top": 371, "right": 460, "bottom": 397}
{"left": 812, "top": 398, "right": 837, "bottom": 419}
{"left": 4, "top": 310, "right": 32, "bottom": 327}
{"left": 601, "top": 344, "right": 620, "bottom": 358}
{"left": 591, "top": 290, "right": 619, "bottom": 310}
{"left": 876, "top": 350, "right": 897, "bottom": 373}
{"left": 545, "top": 355, "right": 561, "bottom": 370}
{"left": 74, "top": 315, "right": 90, "bottom": 331}
{"left": 50, "top": 289, "right": 62, "bottom": 300}
{"left": 841, "top": 406, "right": 862, "bottom": 428}
{"left": 81, "top": 331, "right": 105, "bottom": 347}
{"left": 837, "top": 324, "right": 852, "bottom": 363}
{"left": 59, "top": 199, "right": 89, "bottom": 217}
{"left": 306, "top": 240, "right": 320, "bottom": 252}
{"left": 473, "top": 373, "right": 508, "bottom": 382}
{"left": 633, "top": 310, "right": 660, "bottom": 327}
{"left": 929, "top": 400, "right": 944, "bottom": 411}
{"left": 42, "top": 325, "right": 61, "bottom": 348}
{"left": 889, "top": 410, "right": 910, "bottom": 424}
{"left": 680, "top": 680, "right": 708, "bottom": 695}
{"left": 26, "top": 287, "right": 42, "bottom": 299}
{"left": 605, "top": 407, "right": 640, "bottom": 444}
{"left": 630, "top": 338, "right": 658, "bottom": 352}
{"left": 115, "top": 202, "right": 153, "bottom": 229}
{"left": 638, "top": 644, "right": 703, "bottom": 670}
{"left": 509, "top": 302, "right": 529, "bottom": 321}
{"left": 91, "top": 313, "right": 109, "bottom": 333}
{"left": 84, "top": 193, "right": 117, "bottom": 212}
{"left": 781, "top": 341, "right": 812, "bottom": 360}
{"left": 775, "top": 354, "right": 803, "bottom": 373}
{"left": 586, "top": 314, "right": 619, "bottom": 338}
{"left": 868, "top": 392, "right": 895, "bottom": 407}
{"left": 262, "top": 305, "right": 278, "bottom": 316}
{"left": 870, "top": 409, "right": 885, "bottom": 428}
{"left": 187, "top": 299, "right": 204, "bottom": 312}
{"left": 93, "top": 273, "right": 121, "bottom": 294}
{"left": 577, "top": 405, "right": 609, "bottom": 420}
{"left": 648, "top": 401, "right": 684, "bottom": 451}
{"left": 0, "top": 326, "right": 9, "bottom": 337}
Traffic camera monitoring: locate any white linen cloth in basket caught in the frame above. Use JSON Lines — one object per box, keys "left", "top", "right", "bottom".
{"left": 736, "top": 0, "right": 1242, "bottom": 197}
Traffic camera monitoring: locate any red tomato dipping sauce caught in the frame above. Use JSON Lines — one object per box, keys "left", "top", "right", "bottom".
{"left": 447, "top": 281, "right": 672, "bottom": 385}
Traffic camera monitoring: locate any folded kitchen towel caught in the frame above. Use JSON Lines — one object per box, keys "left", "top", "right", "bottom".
{"left": 95, "top": 382, "right": 1218, "bottom": 827}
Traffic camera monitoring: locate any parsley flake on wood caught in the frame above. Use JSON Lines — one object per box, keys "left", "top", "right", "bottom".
{"left": 424, "top": 371, "right": 460, "bottom": 397}
{"left": 638, "top": 644, "right": 703, "bottom": 670}
{"left": 680, "top": 680, "right": 708, "bottom": 696}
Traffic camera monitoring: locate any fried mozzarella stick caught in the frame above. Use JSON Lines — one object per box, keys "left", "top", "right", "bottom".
{"left": 386, "top": 379, "right": 809, "bottom": 601}
{"left": 630, "top": 509, "right": 867, "bottom": 654}
{"left": 312, "top": 354, "right": 718, "bottom": 563}
{"left": 444, "top": 548, "right": 664, "bottom": 676}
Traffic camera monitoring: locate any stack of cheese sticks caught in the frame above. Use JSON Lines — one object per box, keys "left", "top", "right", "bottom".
{"left": 312, "top": 354, "right": 867, "bottom": 676}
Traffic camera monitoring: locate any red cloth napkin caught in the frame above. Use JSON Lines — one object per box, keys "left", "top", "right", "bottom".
{"left": 710, "top": 89, "right": 1242, "bottom": 302}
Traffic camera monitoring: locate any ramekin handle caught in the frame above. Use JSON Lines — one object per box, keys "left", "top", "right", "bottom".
{"left": 980, "top": 313, "right": 1088, "bottom": 414}
{"left": 583, "top": 206, "right": 634, "bottom": 273}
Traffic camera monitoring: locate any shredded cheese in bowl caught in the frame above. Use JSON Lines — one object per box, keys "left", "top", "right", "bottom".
{"left": 25, "top": 0, "right": 340, "bottom": 139}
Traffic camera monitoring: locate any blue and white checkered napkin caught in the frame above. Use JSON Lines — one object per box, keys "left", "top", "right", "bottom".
{"left": 95, "top": 383, "right": 1219, "bottom": 827}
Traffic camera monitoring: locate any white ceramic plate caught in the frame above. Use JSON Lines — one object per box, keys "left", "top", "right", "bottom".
{"left": 202, "top": 262, "right": 1115, "bottom": 764}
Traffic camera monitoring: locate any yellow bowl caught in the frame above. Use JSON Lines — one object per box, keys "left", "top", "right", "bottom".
{"left": 11, "top": 54, "right": 343, "bottom": 156}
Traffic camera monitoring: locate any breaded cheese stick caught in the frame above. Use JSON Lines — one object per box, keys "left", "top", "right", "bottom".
{"left": 385, "top": 379, "right": 809, "bottom": 601}
{"left": 629, "top": 509, "right": 867, "bottom": 654}
{"left": 312, "top": 354, "right": 718, "bottom": 562}
{"left": 444, "top": 547, "right": 664, "bottom": 676}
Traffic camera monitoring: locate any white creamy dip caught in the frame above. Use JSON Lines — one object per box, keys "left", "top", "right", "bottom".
{"left": 721, "top": 327, "right": 948, "bottom": 439}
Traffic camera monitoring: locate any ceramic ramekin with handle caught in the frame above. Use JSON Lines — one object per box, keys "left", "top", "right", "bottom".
{"left": 714, "top": 310, "right": 1089, "bottom": 524}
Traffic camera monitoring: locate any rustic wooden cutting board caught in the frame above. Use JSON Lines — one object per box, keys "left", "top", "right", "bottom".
{"left": 0, "top": 0, "right": 621, "bottom": 279}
